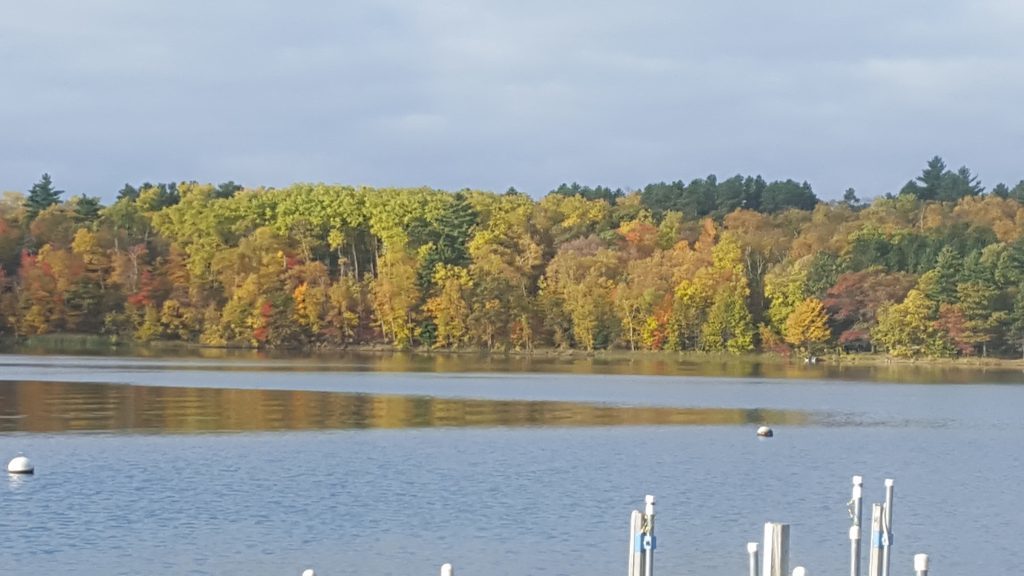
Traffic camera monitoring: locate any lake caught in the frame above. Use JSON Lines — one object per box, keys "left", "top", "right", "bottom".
{"left": 1, "top": 352, "right": 1023, "bottom": 576}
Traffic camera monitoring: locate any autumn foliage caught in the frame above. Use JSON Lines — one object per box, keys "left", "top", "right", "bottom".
{"left": 0, "top": 161, "right": 1023, "bottom": 359}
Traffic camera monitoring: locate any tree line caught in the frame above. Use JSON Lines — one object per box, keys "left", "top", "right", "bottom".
{"left": 2, "top": 156, "right": 1023, "bottom": 358}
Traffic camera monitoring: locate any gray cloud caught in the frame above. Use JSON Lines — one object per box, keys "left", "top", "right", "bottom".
{"left": 1, "top": 0, "right": 1022, "bottom": 200}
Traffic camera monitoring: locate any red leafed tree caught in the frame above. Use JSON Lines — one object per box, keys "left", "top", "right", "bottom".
{"left": 823, "top": 268, "right": 916, "bottom": 350}
{"left": 933, "top": 303, "right": 973, "bottom": 356}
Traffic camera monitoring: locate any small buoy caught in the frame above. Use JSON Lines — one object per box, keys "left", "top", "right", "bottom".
{"left": 302, "top": 569, "right": 316, "bottom": 576}
{"left": 756, "top": 426, "right": 774, "bottom": 438}
{"left": 7, "top": 455, "right": 34, "bottom": 474}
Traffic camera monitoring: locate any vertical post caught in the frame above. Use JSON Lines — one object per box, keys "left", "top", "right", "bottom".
{"left": 913, "top": 554, "right": 928, "bottom": 576}
{"left": 747, "top": 542, "right": 759, "bottom": 576}
{"left": 880, "top": 479, "right": 894, "bottom": 576}
{"left": 440, "top": 563, "right": 454, "bottom": 576}
{"left": 761, "top": 522, "right": 790, "bottom": 576}
{"left": 643, "top": 495, "right": 656, "bottom": 576}
{"left": 849, "top": 475, "right": 863, "bottom": 576}
{"left": 628, "top": 509, "right": 643, "bottom": 576}
{"left": 867, "top": 504, "right": 883, "bottom": 576}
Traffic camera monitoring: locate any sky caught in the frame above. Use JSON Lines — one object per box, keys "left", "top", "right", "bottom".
{"left": 2, "top": 0, "right": 1022, "bottom": 202}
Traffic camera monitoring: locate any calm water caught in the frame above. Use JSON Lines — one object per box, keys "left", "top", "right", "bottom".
{"left": 1, "top": 354, "right": 1023, "bottom": 576}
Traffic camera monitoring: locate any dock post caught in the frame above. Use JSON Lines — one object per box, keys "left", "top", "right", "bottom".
{"left": 792, "top": 568, "right": 806, "bottom": 576}
{"left": 628, "top": 509, "right": 643, "bottom": 576}
{"left": 747, "top": 542, "right": 759, "bottom": 576}
{"left": 643, "top": 495, "right": 656, "bottom": 576}
{"left": 440, "top": 563, "right": 454, "bottom": 576}
{"left": 880, "top": 479, "right": 894, "bottom": 576}
{"left": 867, "top": 504, "right": 883, "bottom": 576}
{"left": 761, "top": 522, "right": 790, "bottom": 576}
{"left": 849, "top": 475, "right": 863, "bottom": 576}
{"left": 913, "top": 554, "right": 928, "bottom": 576}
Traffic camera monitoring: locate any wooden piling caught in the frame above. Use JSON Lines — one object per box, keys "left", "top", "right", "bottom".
{"left": 761, "top": 522, "right": 790, "bottom": 576}
{"left": 628, "top": 509, "right": 643, "bottom": 576}
{"left": 913, "top": 553, "right": 928, "bottom": 576}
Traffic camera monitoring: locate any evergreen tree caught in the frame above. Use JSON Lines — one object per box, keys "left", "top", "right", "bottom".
{"left": 25, "top": 173, "right": 64, "bottom": 221}
{"left": 926, "top": 246, "right": 962, "bottom": 304}
{"left": 1011, "top": 285, "right": 1024, "bottom": 360}
{"left": 70, "top": 195, "right": 103, "bottom": 223}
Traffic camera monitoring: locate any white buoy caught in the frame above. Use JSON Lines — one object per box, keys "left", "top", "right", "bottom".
{"left": 7, "top": 455, "right": 34, "bottom": 474}
{"left": 301, "top": 569, "right": 316, "bottom": 576}
{"left": 757, "top": 426, "right": 774, "bottom": 438}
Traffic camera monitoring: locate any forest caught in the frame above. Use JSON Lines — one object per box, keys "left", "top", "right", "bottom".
{"left": 2, "top": 155, "right": 1023, "bottom": 359}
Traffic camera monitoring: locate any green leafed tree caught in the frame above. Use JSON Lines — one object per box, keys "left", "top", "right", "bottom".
{"left": 872, "top": 289, "right": 945, "bottom": 358}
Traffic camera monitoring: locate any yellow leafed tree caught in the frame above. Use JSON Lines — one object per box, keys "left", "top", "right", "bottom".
{"left": 784, "top": 298, "right": 831, "bottom": 354}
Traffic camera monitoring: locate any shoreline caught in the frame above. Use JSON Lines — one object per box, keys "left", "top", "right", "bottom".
{"left": 4, "top": 334, "right": 1023, "bottom": 372}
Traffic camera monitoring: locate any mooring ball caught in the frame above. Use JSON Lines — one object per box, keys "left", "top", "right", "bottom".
{"left": 7, "top": 455, "right": 34, "bottom": 474}
{"left": 756, "top": 426, "right": 774, "bottom": 438}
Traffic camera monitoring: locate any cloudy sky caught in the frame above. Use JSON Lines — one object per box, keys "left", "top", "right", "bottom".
{"left": 2, "top": 0, "right": 1022, "bottom": 201}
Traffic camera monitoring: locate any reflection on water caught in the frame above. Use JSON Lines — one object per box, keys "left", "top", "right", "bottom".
{"left": 0, "top": 380, "right": 808, "bottom": 433}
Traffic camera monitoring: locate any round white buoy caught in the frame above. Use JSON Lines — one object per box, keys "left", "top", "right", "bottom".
{"left": 756, "top": 426, "right": 774, "bottom": 438}
{"left": 7, "top": 455, "right": 34, "bottom": 474}
{"left": 302, "top": 569, "right": 316, "bottom": 576}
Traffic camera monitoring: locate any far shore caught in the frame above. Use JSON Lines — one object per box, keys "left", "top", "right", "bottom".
{"left": 4, "top": 334, "right": 1023, "bottom": 372}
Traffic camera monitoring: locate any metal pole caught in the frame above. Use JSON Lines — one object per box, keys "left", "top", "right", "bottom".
{"left": 440, "top": 563, "right": 454, "bottom": 576}
{"left": 643, "top": 495, "right": 656, "bottom": 576}
{"left": 747, "top": 542, "right": 759, "bottom": 576}
{"left": 880, "top": 479, "right": 894, "bottom": 576}
{"left": 867, "top": 504, "right": 883, "bottom": 576}
{"left": 849, "top": 475, "right": 863, "bottom": 576}
{"left": 913, "top": 554, "right": 928, "bottom": 576}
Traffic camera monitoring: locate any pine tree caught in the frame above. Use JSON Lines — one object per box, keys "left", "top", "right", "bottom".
{"left": 25, "top": 173, "right": 64, "bottom": 221}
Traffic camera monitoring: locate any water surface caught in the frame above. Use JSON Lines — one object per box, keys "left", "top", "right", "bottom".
{"left": 1, "top": 353, "right": 1022, "bottom": 576}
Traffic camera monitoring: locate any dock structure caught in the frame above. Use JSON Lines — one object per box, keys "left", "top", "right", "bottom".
{"left": 371, "top": 476, "right": 931, "bottom": 576}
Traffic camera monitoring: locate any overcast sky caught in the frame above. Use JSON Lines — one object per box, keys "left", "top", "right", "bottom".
{"left": 2, "top": 0, "right": 1022, "bottom": 201}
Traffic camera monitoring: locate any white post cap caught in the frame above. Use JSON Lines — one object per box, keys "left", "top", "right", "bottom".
{"left": 884, "top": 478, "right": 894, "bottom": 487}
{"left": 792, "top": 567, "right": 806, "bottom": 576}
{"left": 301, "top": 570, "right": 316, "bottom": 576}
{"left": 747, "top": 542, "right": 758, "bottom": 554}
{"left": 852, "top": 475, "right": 863, "bottom": 485}
{"left": 914, "top": 554, "right": 929, "bottom": 571}
{"left": 441, "top": 562, "right": 454, "bottom": 576}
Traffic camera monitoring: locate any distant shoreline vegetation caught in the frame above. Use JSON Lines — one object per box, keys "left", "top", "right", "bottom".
{"left": 1, "top": 155, "right": 1023, "bottom": 360}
